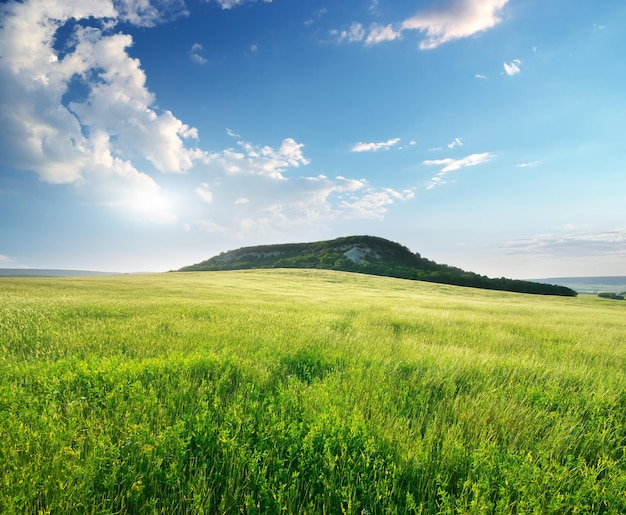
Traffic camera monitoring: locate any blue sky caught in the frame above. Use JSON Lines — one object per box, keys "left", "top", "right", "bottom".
{"left": 1, "top": 0, "right": 625, "bottom": 278}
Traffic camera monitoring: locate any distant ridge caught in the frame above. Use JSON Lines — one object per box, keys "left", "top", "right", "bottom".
{"left": 180, "top": 235, "right": 577, "bottom": 296}
{"left": 533, "top": 276, "right": 626, "bottom": 294}
{"left": 0, "top": 269, "right": 117, "bottom": 278}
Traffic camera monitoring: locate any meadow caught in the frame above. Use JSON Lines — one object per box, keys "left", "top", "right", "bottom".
{"left": 1, "top": 269, "right": 625, "bottom": 514}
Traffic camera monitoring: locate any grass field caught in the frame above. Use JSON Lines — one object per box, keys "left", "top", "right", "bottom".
{"left": 1, "top": 269, "right": 625, "bottom": 514}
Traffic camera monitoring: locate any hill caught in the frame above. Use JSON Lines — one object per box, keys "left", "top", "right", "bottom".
{"left": 179, "top": 235, "right": 576, "bottom": 296}
{"left": 533, "top": 276, "right": 626, "bottom": 294}
{"left": 0, "top": 268, "right": 117, "bottom": 277}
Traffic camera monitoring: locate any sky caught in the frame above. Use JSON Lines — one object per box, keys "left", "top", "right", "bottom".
{"left": 1, "top": 0, "right": 625, "bottom": 279}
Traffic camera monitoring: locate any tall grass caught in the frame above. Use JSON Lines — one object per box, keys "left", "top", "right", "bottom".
{"left": 1, "top": 269, "right": 625, "bottom": 513}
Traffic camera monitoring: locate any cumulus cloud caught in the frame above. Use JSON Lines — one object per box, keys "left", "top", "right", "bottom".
{"left": 504, "top": 58, "right": 521, "bottom": 76}
{"left": 423, "top": 152, "right": 493, "bottom": 188}
{"left": 189, "top": 43, "right": 207, "bottom": 64}
{"left": 212, "top": 0, "right": 272, "bottom": 10}
{"left": 202, "top": 137, "right": 309, "bottom": 180}
{"left": 351, "top": 138, "right": 401, "bottom": 153}
{"left": 340, "top": 188, "right": 414, "bottom": 219}
{"left": 365, "top": 24, "right": 402, "bottom": 45}
{"left": 0, "top": 1, "right": 413, "bottom": 232}
{"left": 116, "top": 0, "right": 188, "bottom": 27}
{"left": 191, "top": 137, "right": 414, "bottom": 235}
{"left": 332, "top": 22, "right": 401, "bottom": 45}
{"left": 332, "top": 22, "right": 366, "bottom": 43}
{"left": 447, "top": 137, "right": 463, "bottom": 149}
{"left": 335, "top": 0, "right": 509, "bottom": 50}
{"left": 0, "top": 0, "right": 201, "bottom": 220}
{"left": 0, "top": 0, "right": 201, "bottom": 178}
{"left": 80, "top": 131, "right": 179, "bottom": 223}
{"left": 402, "top": 0, "right": 510, "bottom": 49}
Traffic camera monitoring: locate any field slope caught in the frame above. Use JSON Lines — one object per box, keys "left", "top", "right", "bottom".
{"left": 1, "top": 270, "right": 625, "bottom": 513}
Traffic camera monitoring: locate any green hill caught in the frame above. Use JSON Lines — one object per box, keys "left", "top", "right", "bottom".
{"left": 179, "top": 235, "right": 576, "bottom": 296}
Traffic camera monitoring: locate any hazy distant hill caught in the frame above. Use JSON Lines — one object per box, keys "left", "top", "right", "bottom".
{"left": 180, "top": 235, "right": 577, "bottom": 297}
{"left": 533, "top": 276, "right": 626, "bottom": 294}
{"left": 0, "top": 269, "right": 117, "bottom": 278}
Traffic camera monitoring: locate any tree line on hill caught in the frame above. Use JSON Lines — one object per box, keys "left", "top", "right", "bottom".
{"left": 180, "top": 236, "right": 577, "bottom": 297}
{"left": 598, "top": 292, "right": 625, "bottom": 300}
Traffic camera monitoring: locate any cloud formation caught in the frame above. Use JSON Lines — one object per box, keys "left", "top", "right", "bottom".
{"left": 351, "top": 138, "right": 401, "bottom": 153}
{"left": 0, "top": 0, "right": 201, "bottom": 222}
{"left": 504, "top": 59, "right": 521, "bottom": 76}
{"left": 503, "top": 230, "right": 626, "bottom": 258}
{"left": 0, "top": 0, "right": 413, "bottom": 232}
{"left": 402, "top": 0, "right": 509, "bottom": 49}
{"left": 516, "top": 161, "right": 541, "bottom": 168}
{"left": 203, "top": 138, "right": 309, "bottom": 180}
{"left": 189, "top": 43, "right": 207, "bottom": 64}
{"left": 332, "top": 23, "right": 366, "bottom": 43}
{"left": 192, "top": 137, "right": 414, "bottom": 236}
{"left": 334, "top": 0, "right": 510, "bottom": 50}
{"left": 423, "top": 152, "right": 493, "bottom": 188}
{"left": 447, "top": 137, "right": 463, "bottom": 149}
{"left": 212, "top": 0, "right": 272, "bottom": 9}
{"left": 365, "top": 24, "right": 402, "bottom": 45}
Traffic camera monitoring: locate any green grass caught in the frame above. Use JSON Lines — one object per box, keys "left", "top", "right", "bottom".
{"left": 1, "top": 269, "right": 625, "bottom": 513}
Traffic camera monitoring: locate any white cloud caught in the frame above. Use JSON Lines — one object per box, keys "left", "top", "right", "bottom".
{"left": 333, "top": 22, "right": 366, "bottom": 43}
{"left": 0, "top": 0, "right": 201, "bottom": 220}
{"left": 212, "top": 0, "right": 272, "bottom": 9}
{"left": 204, "top": 137, "right": 309, "bottom": 180}
{"left": 503, "top": 230, "right": 626, "bottom": 258}
{"left": 475, "top": 73, "right": 488, "bottom": 79}
{"left": 516, "top": 161, "right": 541, "bottom": 168}
{"left": 447, "top": 137, "right": 463, "bottom": 149}
{"left": 333, "top": 22, "right": 400, "bottom": 45}
{"left": 81, "top": 131, "right": 178, "bottom": 223}
{"left": 116, "top": 0, "right": 188, "bottom": 27}
{"left": 191, "top": 137, "right": 414, "bottom": 235}
{"left": 351, "top": 138, "right": 401, "bottom": 153}
{"left": 402, "top": 0, "right": 509, "bottom": 49}
{"left": 196, "top": 183, "right": 214, "bottom": 203}
{"left": 335, "top": 0, "right": 509, "bottom": 50}
{"left": 423, "top": 152, "right": 493, "bottom": 188}
{"left": 304, "top": 8, "right": 327, "bottom": 26}
{"left": 189, "top": 43, "right": 207, "bottom": 64}
{"left": 0, "top": 1, "right": 414, "bottom": 234}
{"left": 340, "top": 188, "right": 414, "bottom": 219}
{"left": 504, "top": 58, "right": 521, "bottom": 76}
{"left": 365, "top": 24, "right": 402, "bottom": 45}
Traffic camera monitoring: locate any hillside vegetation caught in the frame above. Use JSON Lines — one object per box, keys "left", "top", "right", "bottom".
{"left": 1, "top": 270, "right": 624, "bottom": 513}
{"left": 180, "top": 235, "right": 576, "bottom": 296}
